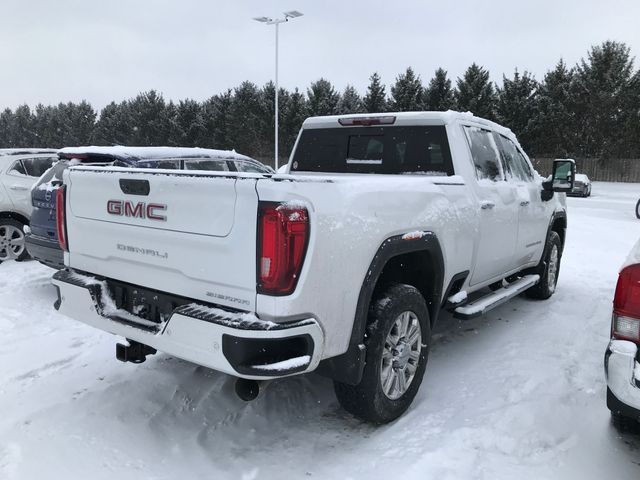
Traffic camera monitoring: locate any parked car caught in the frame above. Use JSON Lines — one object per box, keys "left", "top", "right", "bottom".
{"left": 52, "top": 112, "right": 574, "bottom": 424}
{"left": 26, "top": 146, "right": 271, "bottom": 269}
{"left": 568, "top": 173, "right": 592, "bottom": 197}
{"left": 605, "top": 238, "right": 640, "bottom": 431}
{"left": 0, "top": 149, "right": 58, "bottom": 263}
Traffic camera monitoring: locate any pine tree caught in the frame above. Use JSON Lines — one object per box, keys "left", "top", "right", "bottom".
{"left": 0, "top": 109, "right": 13, "bottom": 147}
{"left": 455, "top": 63, "right": 496, "bottom": 119}
{"left": 33, "top": 104, "right": 57, "bottom": 147}
{"left": 530, "top": 60, "right": 576, "bottom": 156}
{"left": 337, "top": 85, "right": 364, "bottom": 114}
{"left": 93, "top": 101, "right": 134, "bottom": 145}
{"left": 280, "top": 88, "right": 307, "bottom": 157}
{"left": 6, "top": 105, "right": 38, "bottom": 146}
{"left": 495, "top": 70, "right": 539, "bottom": 151}
{"left": 363, "top": 72, "right": 387, "bottom": 113}
{"left": 424, "top": 68, "right": 455, "bottom": 111}
{"left": 573, "top": 41, "right": 637, "bottom": 158}
{"left": 61, "top": 101, "right": 97, "bottom": 146}
{"left": 201, "top": 90, "right": 233, "bottom": 150}
{"left": 390, "top": 67, "right": 423, "bottom": 111}
{"left": 227, "top": 81, "right": 263, "bottom": 156}
{"left": 306, "top": 78, "right": 340, "bottom": 116}
{"left": 258, "top": 81, "right": 278, "bottom": 159}
{"left": 172, "top": 99, "right": 206, "bottom": 147}
{"left": 128, "top": 90, "right": 172, "bottom": 146}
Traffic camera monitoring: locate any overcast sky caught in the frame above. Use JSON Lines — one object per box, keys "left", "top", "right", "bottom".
{"left": 1, "top": 0, "right": 639, "bottom": 111}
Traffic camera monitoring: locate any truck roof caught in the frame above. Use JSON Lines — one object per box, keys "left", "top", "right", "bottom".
{"left": 303, "top": 111, "right": 515, "bottom": 138}
{"left": 58, "top": 146, "right": 253, "bottom": 162}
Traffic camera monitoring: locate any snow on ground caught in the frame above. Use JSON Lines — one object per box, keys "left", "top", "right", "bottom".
{"left": 1, "top": 182, "right": 639, "bottom": 479}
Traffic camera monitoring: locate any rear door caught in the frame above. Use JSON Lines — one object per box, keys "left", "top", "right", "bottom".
{"left": 66, "top": 167, "right": 261, "bottom": 310}
{"left": 494, "top": 134, "right": 548, "bottom": 266}
{"left": 463, "top": 126, "right": 520, "bottom": 285}
{"left": 5, "top": 156, "right": 56, "bottom": 216}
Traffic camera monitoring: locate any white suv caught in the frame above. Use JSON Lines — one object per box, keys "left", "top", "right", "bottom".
{"left": 0, "top": 149, "right": 57, "bottom": 263}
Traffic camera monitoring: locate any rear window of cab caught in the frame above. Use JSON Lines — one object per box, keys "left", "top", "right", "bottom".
{"left": 291, "top": 126, "right": 454, "bottom": 175}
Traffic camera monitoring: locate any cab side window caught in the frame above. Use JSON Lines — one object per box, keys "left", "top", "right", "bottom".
{"left": 463, "top": 126, "right": 503, "bottom": 182}
{"left": 494, "top": 134, "right": 534, "bottom": 182}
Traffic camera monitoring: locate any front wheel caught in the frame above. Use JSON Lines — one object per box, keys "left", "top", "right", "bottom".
{"left": 0, "top": 218, "right": 29, "bottom": 263}
{"left": 636, "top": 199, "right": 640, "bottom": 219}
{"left": 526, "top": 231, "right": 562, "bottom": 300}
{"left": 334, "top": 283, "right": 431, "bottom": 424}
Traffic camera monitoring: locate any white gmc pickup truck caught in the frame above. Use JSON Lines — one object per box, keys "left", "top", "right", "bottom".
{"left": 52, "top": 112, "right": 575, "bottom": 423}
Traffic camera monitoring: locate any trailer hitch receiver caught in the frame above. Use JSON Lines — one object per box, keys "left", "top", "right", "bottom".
{"left": 116, "top": 340, "right": 157, "bottom": 363}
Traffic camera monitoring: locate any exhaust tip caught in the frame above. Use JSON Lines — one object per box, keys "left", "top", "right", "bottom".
{"left": 235, "top": 378, "right": 260, "bottom": 402}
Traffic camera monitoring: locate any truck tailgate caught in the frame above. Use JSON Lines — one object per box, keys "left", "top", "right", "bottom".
{"left": 65, "top": 167, "right": 260, "bottom": 311}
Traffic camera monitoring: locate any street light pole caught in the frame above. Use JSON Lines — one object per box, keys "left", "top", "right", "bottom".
{"left": 275, "top": 20, "right": 279, "bottom": 169}
{"left": 253, "top": 10, "right": 303, "bottom": 170}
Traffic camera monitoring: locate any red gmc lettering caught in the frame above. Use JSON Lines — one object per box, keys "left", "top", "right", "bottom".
{"left": 147, "top": 203, "right": 167, "bottom": 221}
{"left": 124, "top": 202, "right": 145, "bottom": 219}
{"left": 107, "top": 200, "right": 166, "bottom": 221}
{"left": 107, "top": 200, "right": 122, "bottom": 215}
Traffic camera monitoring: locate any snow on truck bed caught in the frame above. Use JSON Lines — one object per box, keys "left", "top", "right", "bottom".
{"left": 0, "top": 182, "right": 639, "bottom": 479}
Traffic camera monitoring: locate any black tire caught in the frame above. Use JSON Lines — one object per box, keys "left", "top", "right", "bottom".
{"left": 334, "top": 283, "right": 431, "bottom": 424}
{"left": 0, "top": 218, "right": 29, "bottom": 262}
{"left": 611, "top": 412, "right": 640, "bottom": 433}
{"left": 636, "top": 199, "right": 640, "bottom": 219}
{"left": 526, "top": 231, "right": 562, "bottom": 300}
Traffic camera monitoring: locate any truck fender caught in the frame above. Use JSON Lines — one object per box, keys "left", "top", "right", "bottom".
{"left": 316, "top": 232, "right": 445, "bottom": 385}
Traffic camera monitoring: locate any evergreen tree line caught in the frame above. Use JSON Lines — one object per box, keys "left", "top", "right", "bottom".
{"left": 1, "top": 41, "right": 639, "bottom": 163}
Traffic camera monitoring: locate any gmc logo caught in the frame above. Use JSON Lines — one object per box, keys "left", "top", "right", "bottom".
{"left": 107, "top": 200, "right": 167, "bottom": 221}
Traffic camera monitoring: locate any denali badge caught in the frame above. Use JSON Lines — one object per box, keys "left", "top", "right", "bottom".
{"left": 107, "top": 200, "right": 167, "bottom": 221}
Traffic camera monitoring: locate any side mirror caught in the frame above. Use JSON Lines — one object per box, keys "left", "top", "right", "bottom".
{"left": 541, "top": 159, "right": 575, "bottom": 200}
{"left": 550, "top": 159, "right": 575, "bottom": 192}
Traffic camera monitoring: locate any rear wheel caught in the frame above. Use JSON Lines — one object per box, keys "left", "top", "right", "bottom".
{"left": 334, "top": 283, "right": 431, "bottom": 424}
{"left": 526, "top": 231, "right": 562, "bottom": 300}
{"left": 611, "top": 412, "right": 640, "bottom": 433}
{"left": 0, "top": 218, "right": 29, "bottom": 263}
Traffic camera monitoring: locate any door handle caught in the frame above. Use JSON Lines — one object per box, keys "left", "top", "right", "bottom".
{"left": 9, "top": 185, "right": 29, "bottom": 191}
{"left": 520, "top": 200, "right": 530, "bottom": 206}
{"left": 480, "top": 201, "right": 495, "bottom": 210}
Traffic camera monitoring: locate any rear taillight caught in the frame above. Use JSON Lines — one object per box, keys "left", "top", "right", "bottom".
{"left": 257, "top": 201, "right": 309, "bottom": 295}
{"left": 612, "top": 264, "right": 640, "bottom": 344}
{"left": 55, "top": 186, "right": 68, "bottom": 252}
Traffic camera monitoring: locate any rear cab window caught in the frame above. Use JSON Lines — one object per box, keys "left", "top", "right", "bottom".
{"left": 291, "top": 126, "right": 454, "bottom": 175}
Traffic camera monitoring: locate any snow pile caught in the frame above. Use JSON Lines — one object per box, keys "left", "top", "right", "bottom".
{"left": 68, "top": 271, "right": 164, "bottom": 329}
{"left": 401, "top": 230, "right": 431, "bottom": 241}
{"left": 448, "top": 290, "right": 468, "bottom": 304}
{"left": 181, "top": 304, "right": 279, "bottom": 330}
{"left": 252, "top": 355, "right": 311, "bottom": 371}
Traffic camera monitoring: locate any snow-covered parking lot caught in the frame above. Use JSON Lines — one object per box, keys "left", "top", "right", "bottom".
{"left": 1, "top": 182, "right": 639, "bottom": 479}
